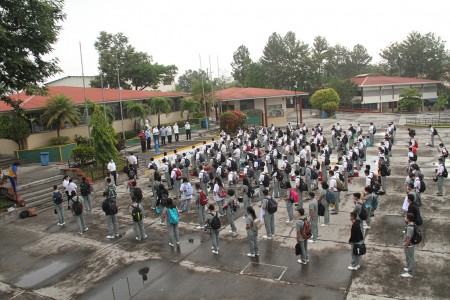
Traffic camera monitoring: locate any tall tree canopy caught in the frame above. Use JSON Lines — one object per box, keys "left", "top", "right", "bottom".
{"left": 90, "top": 106, "right": 118, "bottom": 165}
{"left": 0, "top": 0, "right": 66, "bottom": 109}
{"left": 380, "top": 32, "right": 450, "bottom": 80}
{"left": 41, "top": 94, "right": 80, "bottom": 137}
{"left": 231, "top": 45, "right": 252, "bottom": 86}
{"left": 176, "top": 69, "right": 208, "bottom": 93}
{"left": 92, "top": 31, "right": 178, "bottom": 90}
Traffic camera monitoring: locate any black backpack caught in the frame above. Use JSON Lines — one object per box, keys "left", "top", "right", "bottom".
{"left": 133, "top": 187, "right": 143, "bottom": 202}
{"left": 310, "top": 143, "right": 316, "bottom": 152}
{"left": 247, "top": 185, "right": 253, "bottom": 197}
{"left": 318, "top": 201, "right": 325, "bottom": 216}
{"left": 53, "top": 191, "right": 63, "bottom": 204}
{"left": 284, "top": 162, "right": 291, "bottom": 173}
{"left": 104, "top": 198, "right": 118, "bottom": 215}
{"left": 352, "top": 151, "right": 358, "bottom": 161}
{"left": 80, "top": 182, "right": 90, "bottom": 196}
{"left": 409, "top": 224, "right": 422, "bottom": 245}
{"left": 359, "top": 204, "right": 368, "bottom": 220}
{"left": 342, "top": 135, "right": 348, "bottom": 145}
{"left": 231, "top": 160, "right": 238, "bottom": 171}
{"left": 263, "top": 174, "right": 270, "bottom": 187}
{"left": 443, "top": 167, "right": 448, "bottom": 178}
{"left": 266, "top": 197, "right": 278, "bottom": 214}
{"left": 419, "top": 179, "right": 426, "bottom": 193}
{"left": 210, "top": 213, "right": 221, "bottom": 230}
{"left": 131, "top": 204, "right": 143, "bottom": 222}
{"left": 72, "top": 197, "right": 83, "bottom": 216}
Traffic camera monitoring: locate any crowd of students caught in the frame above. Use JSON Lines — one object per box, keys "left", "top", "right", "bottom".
{"left": 52, "top": 121, "right": 447, "bottom": 278}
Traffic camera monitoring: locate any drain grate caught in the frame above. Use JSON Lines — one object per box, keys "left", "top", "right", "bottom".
{"left": 240, "top": 262, "right": 288, "bottom": 281}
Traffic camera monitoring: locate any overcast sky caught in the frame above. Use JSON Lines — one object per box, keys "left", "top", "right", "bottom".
{"left": 48, "top": 0, "right": 450, "bottom": 83}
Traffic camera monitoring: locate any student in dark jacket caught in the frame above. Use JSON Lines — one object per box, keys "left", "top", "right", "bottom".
{"left": 406, "top": 194, "right": 423, "bottom": 226}
{"left": 348, "top": 212, "right": 364, "bottom": 271}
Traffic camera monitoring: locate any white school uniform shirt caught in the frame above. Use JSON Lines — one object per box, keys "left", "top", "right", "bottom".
{"left": 437, "top": 163, "right": 444, "bottom": 176}
{"left": 220, "top": 144, "right": 226, "bottom": 154}
{"left": 414, "top": 177, "right": 421, "bottom": 193}
{"left": 342, "top": 160, "right": 348, "bottom": 172}
{"left": 228, "top": 171, "right": 236, "bottom": 184}
{"left": 320, "top": 153, "right": 326, "bottom": 165}
{"left": 430, "top": 126, "right": 434, "bottom": 136}
{"left": 331, "top": 129, "right": 336, "bottom": 138}
{"left": 369, "top": 125, "right": 374, "bottom": 134}
{"left": 365, "top": 174, "right": 372, "bottom": 187}
{"left": 67, "top": 182, "right": 77, "bottom": 195}
{"left": 258, "top": 173, "right": 265, "bottom": 185}
{"left": 107, "top": 161, "right": 116, "bottom": 172}
{"left": 201, "top": 144, "right": 207, "bottom": 153}
{"left": 329, "top": 176, "right": 338, "bottom": 191}
{"left": 195, "top": 152, "right": 200, "bottom": 162}
{"left": 185, "top": 123, "right": 191, "bottom": 130}
{"left": 226, "top": 158, "right": 233, "bottom": 168}
{"left": 163, "top": 163, "right": 170, "bottom": 173}
{"left": 216, "top": 166, "right": 223, "bottom": 177}
{"left": 216, "top": 151, "right": 222, "bottom": 162}
{"left": 300, "top": 149, "right": 307, "bottom": 159}
{"left": 234, "top": 148, "right": 241, "bottom": 158}
{"left": 173, "top": 124, "right": 179, "bottom": 134}
{"left": 171, "top": 169, "right": 179, "bottom": 180}
{"left": 312, "top": 158, "right": 318, "bottom": 169}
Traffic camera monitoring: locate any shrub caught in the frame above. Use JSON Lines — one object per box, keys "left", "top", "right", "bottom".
{"left": 220, "top": 110, "right": 247, "bottom": 135}
{"left": 49, "top": 136, "right": 70, "bottom": 146}
{"left": 309, "top": 88, "right": 340, "bottom": 111}
{"left": 74, "top": 134, "right": 90, "bottom": 145}
{"left": 71, "top": 144, "right": 95, "bottom": 166}
{"left": 322, "top": 102, "right": 339, "bottom": 117}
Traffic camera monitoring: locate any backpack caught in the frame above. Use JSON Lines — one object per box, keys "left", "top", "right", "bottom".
{"left": 443, "top": 167, "right": 448, "bottom": 178}
{"left": 184, "top": 158, "right": 190, "bottom": 167}
{"left": 433, "top": 128, "right": 438, "bottom": 135}
{"left": 160, "top": 193, "right": 169, "bottom": 207}
{"left": 352, "top": 151, "right": 358, "bottom": 161}
{"left": 175, "top": 169, "right": 182, "bottom": 180}
{"left": 385, "top": 166, "right": 391, "bottom": 176}
{"left": 80, "top": 182, "right": 91, "bottom": 196}
{"left": 133, "top": 187, "right": 143, "bottom": 202}
{"left": 263, "top": 174, "right": 270, "bottom": 187}
{"left": 199, "top": 154, "right": 206, "bottom": 163}
{"left": 373, "top": 126, "right": 377, "bottom": 134}
{"left": 318, "top": 201, "right": 325, "bottom": 216}
{"left": 108, "top": 185, "right": 117, "bottom": 199}
{"left": 252, "top": 218, "right": 262, "bottom": 232}
{"left": 220, "top": 154, "right": 226, "bottom": 163}
{"left": 289, "top": 189, "right": 299, "bottom": 203}
{"left": 149, "top": 162, "right": 158, "bottom": 170}
{"left": 342, "top": 135, "right": 348, "bottom": 145}
{"left": 168, "top": 208, "right": 179, "bottom": 225}
{"left": 371, "top": 195, "right": 379, "bottom": 210}
{"left": 419, "top": 179, "right": 426, "bottom": 193}
{"left": 336, "top": 178, "right": 345, "bottom": 191}
{"left": 246, "top": 185, "right": 253, "bottom": 198}
{"left": 301, "top": 218, "right": 312, "bottom": 240}
{"left": 266, "top": 197, "right": 278, "bottom": 214}
{"left": 325, "top": 189, "right": 336, "bottom": 204}
{"left": 359, "top": 204, "right": 368, "bottom": 220}
{"left": 220, "top": 167, "right": 226, "bottom": 179}
{"left": 183, "top": 183, "right": 193, "bottom": 197}
{"left": 231, "top": 160, "right": 238, "bottom": 171}
{"left": 310, "top": 168, "right": 318, "bottom": 180}
{"left": 411, "top": 153, "right": 417, "bottom": 162}
{"left": 247, "top": 168, "right": 255, "bottom": 178}
{"left": 198, "top": 191, "right": 208, "bottom": 206}
{"left": 128, "top": 169, "right": 136, "bottom": 180}
{"left": 409, "top": 224, "right": 422, "bottom": 245}
{"left": 72, "top": 197, "right": 83, "bottom": 216}
{"left": 209, "top": 213, "right": 221, "bottom": 230}
{"left": 202, "top": 171, "right": 209, "bottom": 183}
{"left": 298, "top": 178, "right": 308, "bottom": 192}
{"left": 218, "top": 186, "right": 227, "bottom": 198}
{"left": 131, "top": 204, "right": 143, "bottom": 222}
{"left": 104, "top": 198, "right": 118, "bottom": 215}
{"left": 324, "top": 156, "right": 330, "bottom": 165}
{"left": 53, "top": 191, "right": 63, "bottom": 204}
{"left": 310, "top": 143, "right": 316, "bottom": 152}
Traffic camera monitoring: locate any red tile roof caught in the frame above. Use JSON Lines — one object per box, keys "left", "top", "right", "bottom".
{"left": 215, "top": 87, "right": 308, "bottom": 101}
{"left": 0, "top": 86, "right": 187, "bottom": 112}
{"left": 352, "top": 75, "right": 441, "bottom": 87}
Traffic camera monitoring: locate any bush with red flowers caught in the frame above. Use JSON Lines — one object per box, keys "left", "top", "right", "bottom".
{"left": 220, "top": 110, "right": 247, "bottom": 135}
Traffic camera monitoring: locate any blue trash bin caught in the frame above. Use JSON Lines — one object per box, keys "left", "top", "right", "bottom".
{"left": 321, "top": 111, "right": 327, "bottom": 119}
{"left": 201, "top": 119, "right": 208, "bottom": 128}
{"left": 40, "top": 152, "right": 49, "bottom": 166}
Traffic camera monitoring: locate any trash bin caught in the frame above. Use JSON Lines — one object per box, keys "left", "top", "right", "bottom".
{"left": 201, "top": 119, "right": 208, "bottom": 128}
{"left": 40, "top": 152, "right": 49, "bottom": 166}
{"left": 321, "top": 111, "right": 327, "bottom": 119}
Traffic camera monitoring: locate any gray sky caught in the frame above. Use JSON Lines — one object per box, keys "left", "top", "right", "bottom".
{"left": 49, "top": 0, "right": 450, "bottom": 82}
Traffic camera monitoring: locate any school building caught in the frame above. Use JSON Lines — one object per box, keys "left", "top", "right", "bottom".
{"left": 214, "top": 87, "right": 309, "bottom": 127}
{"left": 351, "top": 74, "right": 441, "bottom": 112}
{"left": 0, "top": 86, "right": 187, "bottom": 154}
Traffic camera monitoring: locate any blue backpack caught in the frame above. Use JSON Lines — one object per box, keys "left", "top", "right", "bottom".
{"left": 168, "top": 208, "right": 179, "bottom": 225}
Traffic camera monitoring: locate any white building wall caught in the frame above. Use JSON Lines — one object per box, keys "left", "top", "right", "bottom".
{"left": 361, "top": 84, "right": 438, "bottom": 104}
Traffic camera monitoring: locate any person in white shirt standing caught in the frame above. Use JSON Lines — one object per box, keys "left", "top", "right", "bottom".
{"left": 368, "top": 123, "right": 375, "bottom": 146}
{"left": 185, "top": 121, "right": 191, "bottom": 140}
{"left": 173, "top": 122, "right": 180, "bottom": 142}
{"left": 329, "top": 170, "right": 339, "bottom": 214}
{"left": 107, "top": 158, "right": 117, "bottom": 186}
{"left": 435, "top": 158, "right": 445, "bottom": 196}
{"left": 428, "top": 125, "right": 435, "bottom": 147}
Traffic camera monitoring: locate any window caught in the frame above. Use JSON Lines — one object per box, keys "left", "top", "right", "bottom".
{"left": 267, "top": 104, "right": 284, "bottom": 117}
{"left": 388, "top": 102, "right": 398, "bottom": 109}
{"left": 285, "top": 97, "right": 294, "bottom": 108}
{"left": 221, "top": 104, "right": 235, "bottom": 112}
{"left": 239, "top": 99, "right": 254, "bottom": 111}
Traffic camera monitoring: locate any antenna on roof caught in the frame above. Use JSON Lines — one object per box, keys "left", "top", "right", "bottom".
{"left": 79, "top": 41, "right": 92, "bottom": 146}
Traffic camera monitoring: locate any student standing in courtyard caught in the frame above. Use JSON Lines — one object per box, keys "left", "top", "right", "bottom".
{"left": 348, "top": 212, "right": 364, "bottom": 271}
{"left": 245, "top": 206, "right": 259, "bottom": 257}
{"left": 52, "top": 185, "right": 65, "bottom": 226}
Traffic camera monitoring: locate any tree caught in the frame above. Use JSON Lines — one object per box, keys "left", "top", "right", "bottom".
{"left": 125, "top": 102, "right": 150, "bottom": 121}
{"left": 350, "top": 44, "right": 372, "bottom": 75}
{"left": 380, "top": 32, "right": 450, "bottom": 80}
{"left": 434, "top": 94, "right": 449, "bottom": 118}
{"left": 146, "top": 97, "right": 172, "bottom": 126}
{"left": 322, "top": 102, "right": 339, "bottom": 117}
{"left": 324, "top": 44, "right": 351, "bottom": 80}
{"left": 309, "top": 88, "right": 340, "bottom": 111}
{"left": 0, "top": 115, "right": 31, "bottom": 150}
{"left": 260, "top": 32, "right": 286, "bottom": 89}
{"left": 86, "top": 100, "right": 114, "bottom": 124}
{"left": 244, "top": 62, "right": 269, "bottom": 88}
{"left": 231, "top": 45, "right": 252, "bottom": 85}
{"left": 176, "top": 69, "right": 208, "bottom": 93}
{"left": 325, "top": 77, "right": 358, "bottom": 107}
{"left": 398, "top": 88, "right": 423, "bottom": 112}
{"left": 180, "top": 99, "right": 200, "bottom": 121}
{"left": 0, "top": 0, "right": 65, "bottom": 110}
{"left": 311, "top": 36, "right": 330, "bottom": 86}
{"left": 90, "top": 106, "right": 119, "bottom": 166}
{"left": 41, "top": 94, "right": 80, "bottom": 137}
{"left": 92, "top": 31, "right": 178, "bottom": 90}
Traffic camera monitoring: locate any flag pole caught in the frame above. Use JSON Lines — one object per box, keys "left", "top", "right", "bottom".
{"left": 199, "top": 54, "right": 208, "bottom": 130}
{"left": 79, "top": 42, "right": 91, "bottom": 146}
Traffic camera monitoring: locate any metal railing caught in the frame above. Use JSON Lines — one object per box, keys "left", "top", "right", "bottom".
{"left": 405, "top": 117, "right": 450, "bottom": 126}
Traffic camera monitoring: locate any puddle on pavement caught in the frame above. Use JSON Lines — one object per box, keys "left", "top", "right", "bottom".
{"left": 81, "top": 263, "right": 153, "bottom": 300}
{"left": 12, "top": 252, "right": 87, "bottom": 289}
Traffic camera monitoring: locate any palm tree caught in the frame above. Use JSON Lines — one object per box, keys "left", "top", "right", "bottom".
{"left": 146, "top": 97, "right": 172, "bottom": 126}
{"left": 125, "top": 102, "right": 150, "bottom": 121}
{"left": 180, "top": 98, "right": 199, "bottom": 121}
{"left": 42, "top": 94, "right": 80, "bottom": 137}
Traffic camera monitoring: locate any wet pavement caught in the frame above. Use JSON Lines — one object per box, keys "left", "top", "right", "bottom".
{"left": 0, "top": 112, "right": 449, "bottom": 299}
